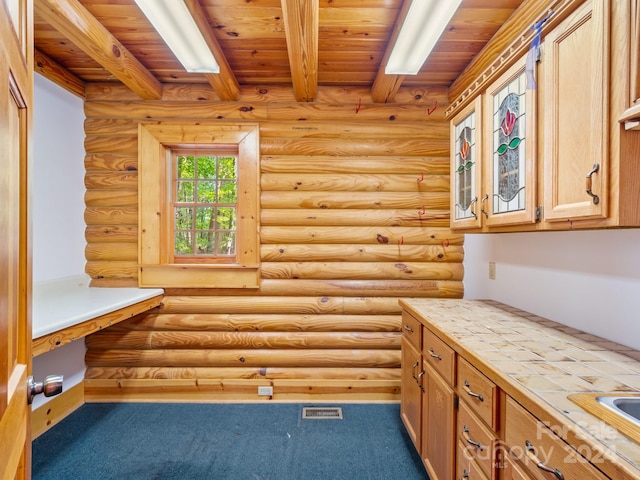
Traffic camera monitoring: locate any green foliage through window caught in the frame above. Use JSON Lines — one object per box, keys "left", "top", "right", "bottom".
{"left": 173, "top": 151, "right": 238, "bottom": 257}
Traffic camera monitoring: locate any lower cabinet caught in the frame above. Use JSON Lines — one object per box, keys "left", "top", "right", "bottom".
{"left": 401, "top": 336, "right": 423, "bottom": 451}
{"left": 423, "top": 363, "right": 456, "bottom": 480}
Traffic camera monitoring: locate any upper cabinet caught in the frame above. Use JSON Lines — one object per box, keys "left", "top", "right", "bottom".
{"left": 447, "top": 0, "right": 640, "bottom": 232}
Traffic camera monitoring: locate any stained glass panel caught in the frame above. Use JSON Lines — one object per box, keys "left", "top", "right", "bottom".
{"left": 454, "top": 111, "right": 477, "bottom": 221}
{"left": 492, "top": 71, "right": 527, "bottom": 215}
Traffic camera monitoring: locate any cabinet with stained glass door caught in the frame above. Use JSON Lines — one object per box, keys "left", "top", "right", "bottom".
{"left": 451, "top": 97, "right": 483, "bottom": 230}
{"left": 482, "top": 56, "right": 538, "bottom": 228}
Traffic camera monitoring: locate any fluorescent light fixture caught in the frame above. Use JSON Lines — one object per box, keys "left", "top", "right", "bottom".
{"left": 134, "top": 0, "right": 219, "bottom": 73}
{"left": 385, "top": 0, "right": 463, "bottom": 75}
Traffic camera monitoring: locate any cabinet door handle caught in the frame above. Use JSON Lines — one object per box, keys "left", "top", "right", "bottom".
{"left": 480, "top": 193, "right": 489, "bottom": 218}
{"left": 462, "top": 425, "right": 483, "bottom": 451}
{"left": 525, "top": 440, "right": 564, "bottom": 480}
{"left": 470, "top": 196, "right": 478, "bottom": 219}
{"left": 461, "top": 469, "right": 469, "bottom": 479}
{"left": 428, "top": 348, "right": 442, "bottom": 360}
{"left": 403, "top": 324, "right": 414, "bottom": 333}
{"left": 463, "top": 380, "right": 484, "bottom": 401}
{"left": 412, "top": 370, "right": 425, "bottom": 392}
{"left": 585, "top": 163, "right": 600, "bottom": 204}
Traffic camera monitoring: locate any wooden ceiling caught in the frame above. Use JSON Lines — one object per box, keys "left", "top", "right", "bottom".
{"left": 33, "top": 0, "right": 526, "bottom": 102}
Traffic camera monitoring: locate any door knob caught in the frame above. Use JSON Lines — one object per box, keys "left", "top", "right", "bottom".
{"left": 27, "top": 374, "right": 64, "bottom": 404}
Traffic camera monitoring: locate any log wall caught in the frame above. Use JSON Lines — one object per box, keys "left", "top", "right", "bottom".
{"left": 82, "top": 84, "right": 464, "bottom": 402}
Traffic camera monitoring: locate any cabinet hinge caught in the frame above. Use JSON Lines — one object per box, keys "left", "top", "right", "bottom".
{"left": 535, "top": 205, "right": 543, "bottom": 221}
{"left": 453, "top": 394, "right": 459, "bottom": 410}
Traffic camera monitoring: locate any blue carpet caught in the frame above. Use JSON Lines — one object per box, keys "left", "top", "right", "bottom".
{"left": 33, "top": 403, "right": 428, "bottom": 479}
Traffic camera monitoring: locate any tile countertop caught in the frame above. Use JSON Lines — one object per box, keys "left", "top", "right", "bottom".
{"left": 400, "top": 298, "right": 640, "bottom": 480}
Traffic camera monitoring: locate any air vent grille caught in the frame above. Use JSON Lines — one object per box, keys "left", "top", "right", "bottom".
{"left": 302, "top": 407, "right": 343, "bottom": 419}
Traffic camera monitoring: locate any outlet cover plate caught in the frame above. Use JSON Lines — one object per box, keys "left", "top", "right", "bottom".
{"left": 258, "top": 386, "right": 273, "bottom": 396}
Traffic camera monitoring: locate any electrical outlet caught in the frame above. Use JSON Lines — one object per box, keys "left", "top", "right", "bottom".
{"left": 488, "top": 262, "right": 496, "bottom": 280}
{"left": 258, "top": 386, "right": 273, "bottom": 396}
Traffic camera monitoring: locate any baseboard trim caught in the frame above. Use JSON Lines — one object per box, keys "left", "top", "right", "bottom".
{"left": 32, "top": 381, "right": 84, "bottom": 439}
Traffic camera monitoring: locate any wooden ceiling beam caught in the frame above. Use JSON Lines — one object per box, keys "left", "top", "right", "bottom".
{"left": 34, "top": 0, "right": 162, "bottom": 100}
{"left": 280, "top": 0, "right": 318, "bottom": 102}
{"left": 370, "top": 0, "right": 412, "bottom": 103}
{"left": 34, "top": 48, "right": 85, "bottom": 98}
{"left": 184, "top": 0, "right": 240, "bottom": 102}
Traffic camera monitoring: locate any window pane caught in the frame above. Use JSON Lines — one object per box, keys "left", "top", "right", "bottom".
{"left": 218, "top": 180, "right": 237, "bottom": 202}
{"left": 175, "top": 207, "right": 193, "bottom": 229}
{"left": 175, "top": 231, "right": 193, "bottom": 255}
{"left": 196, "top": 232, "right": 215, "bottom": 255}
{"left": 197, "top": 155, "right": 217, "bottom": 179}
{"left": 198, "top": 181, "right": 216, "bottom": 203}
{"left": 177, "top": 155, "right": 195, "bottom": 179}
{"left": 218, "top": 156, "right": 237, "bottom": 179}
{"left": 217, "top": 231, "right": 236, "bottom": 255}
{"left": 195, "top": 207, "right": 214, "bottom": 230}
{"left": 176, "top": 181, "right": 194, "bottom": 202}
{"left": 217, "top": 207, "right": 236, "bottom": 229}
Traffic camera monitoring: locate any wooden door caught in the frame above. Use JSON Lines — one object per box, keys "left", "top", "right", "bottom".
{"left": 542, "top": 0, "right": 608, "bottom": 221}
{"left": 0, "top": 1, "right": 33, "bottom": 479}
{"left": 400, "top": 337, "right": 423, "bottom": 452}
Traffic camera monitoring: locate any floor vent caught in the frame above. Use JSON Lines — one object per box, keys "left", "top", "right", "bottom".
{"left": 302, "top": 407, "right": 343, "bottom": 419}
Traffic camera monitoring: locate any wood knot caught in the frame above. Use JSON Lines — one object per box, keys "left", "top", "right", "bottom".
{"left": 112, "top": 45, "right": 121, "bottom": 58}
{"left": 376, "top": 234, "right": 389, "bottom": 244}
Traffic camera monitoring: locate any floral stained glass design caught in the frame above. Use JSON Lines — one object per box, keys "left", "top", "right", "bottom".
{"left": 492, "top": 71, "right": 527, "bottom": 214}
{"left": 454, "top": 111, "right": 477, "bottom": 220}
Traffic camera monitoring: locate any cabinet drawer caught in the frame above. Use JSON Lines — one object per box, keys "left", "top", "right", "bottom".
{"left": 457, "top": 356, "right": 499, "bottom": 430}
{"left": 457, "top": 400, "right": 498, "bottom": 480}
{"left": 423, "top": 327, "right": 455, "bottom": 385}
{"left": 505, "top": 397, "right": 609, "bottom": 480}
{"left": 401, "top": 311, "right": 422, "bottom": 351}
{"left": 457, "top": 439, "right": 490, "bottom": 480}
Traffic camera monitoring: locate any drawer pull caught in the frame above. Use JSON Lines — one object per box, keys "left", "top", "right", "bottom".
{"left": 462, "top": 425, "right": 483, "bottom": 451}
{"left": 463, "top": 380, "right": 484, "bottom": 401}
{"left": 428, "top": 348, "right": 442, "bottom": 360}
{"left": 525, "top": 440, "right": 564, "bottom": 480}
{"left": 461, "top": 469, "right": 469, "bottom": 479}
{"left": 403, "top": 324, "right": 414, "bottom": 333}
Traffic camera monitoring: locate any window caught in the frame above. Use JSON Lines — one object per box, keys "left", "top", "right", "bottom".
{"left": 172, "top": 149, "right": 238, "bottom": 261}
{"left": 138, "top": 123, "right": 259, "bottom": 289}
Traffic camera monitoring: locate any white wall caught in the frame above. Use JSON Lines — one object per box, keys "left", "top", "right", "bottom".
{"left": 32, "top": 73, "right": 86, "bottom": 283}
{"left": 32, "top": 74, "right": 86, "bottom": 409}
{"left": 463, "top": 229, "right": 640, "bottom": 350}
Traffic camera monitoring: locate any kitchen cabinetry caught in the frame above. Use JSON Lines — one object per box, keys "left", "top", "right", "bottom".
{"left": 400, "top": 312, "right": 423, "bottom": 450}
{"left": 447, "top": 0, "right": 640, "bottom": 231}
{"left": 400, "top": 299, "right": 635, "bottom": 480}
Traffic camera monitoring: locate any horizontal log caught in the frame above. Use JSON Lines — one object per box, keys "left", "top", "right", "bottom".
{"left": 163, "top": 279, "right": 463, "bottom": 298}
{"left": 158, "top": 296, "right": 402, "bottom": 315}
{"left": 85, "top": 348, "right": 401, "bottom": 368}
{"left": 260, "top": 209, "right": 449, "bottom": 227}
{"left": 90, "top": 278, "right": 138, "bottom": 288}
{"left": 260, "top": 262, "right": 463, "bottom": 281}
{"left": 84, "top": 100, "right": 269, "bottom": 121}
{"left": 260, "top": 191, "right": 449, "bottom": 209}
{"left": 259, "top": 120, "right": 449, "bottom": 139}
{"left": 260, "top": 173, "right": 449, "bottom": 192}
{"left": 85, "top": 135, "right": 137, "bottom": 154}
{"left": 261, "top": 155, "right": 450, "bottom": 174}
{"left": 85, "top": 189, "right": 137, "bottom": 207}
{"left": 85, "top": 242, "right": 138, "bottom": 261}
{"left": 83, "top": 118, "right": 449, "bottom": 140}
{"left": 260, "top": 226, "right": 463, "bottom": 245}
{"left": 85, "top": 153, "right": 137, "bottom": 172}
{"left": 83, "top": 377, "right": 400, "bottom": 402}
{"left": 264, "top": 102, "right": 443, "bottom": 122}
{"left": 84, "top": 366, "right": 400, "bottom": 381}
{"left": 115, "top": 313, "right": 401, "bottom": 332}
{"left": 85, "top": 331, "right": 401, "bottom": 350}
{"left": 84, "top": 207, "right": 138, "bottom": 226}
{"left": 85, "top": 261, "right": 138, "bottom": 280}
{"left": 260, "top": 137, "right": 448, "bottom": 156}
{"left": 84, "top": 172, "right": 138, "bottom": 190}
{"left": 261, "top": 244, "right": 463, "bottom": 262}
{"left": 85, "top": 226, "right": 137, "bottom": 243}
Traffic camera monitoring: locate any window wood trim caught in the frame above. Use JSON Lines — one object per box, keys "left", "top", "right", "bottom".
{"left": 138, "top": 122, "right": 260, "bottom": 289}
